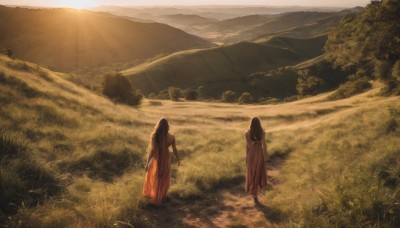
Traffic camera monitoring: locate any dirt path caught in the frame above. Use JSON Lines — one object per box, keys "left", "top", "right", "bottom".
{"left": 142, "top": 158, "right": 284, "bottom": 227}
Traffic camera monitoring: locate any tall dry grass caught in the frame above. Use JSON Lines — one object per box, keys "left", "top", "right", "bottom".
{"left": 1, "top": 54, "right": 399, "bottom": 227}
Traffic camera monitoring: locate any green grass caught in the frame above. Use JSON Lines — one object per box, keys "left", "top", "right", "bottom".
{"left": 1, "top": 54, "right": 399, "bottom": 227}
{"left": 265, "top": 103, "right": 400, "bottom": 226}
{"left": 257, "top": 35, "right": 327, "bottom": 59}
{"left": 328, "top": 77, "right": 372, "bottom": 100}
{"left": 123, "top": 38, "right": 325, "bottom": 99}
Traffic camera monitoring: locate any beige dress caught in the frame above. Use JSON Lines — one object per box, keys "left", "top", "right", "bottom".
{"left": 245, "top": 131, "right": 267, "bottom": 195}
{"left": 143, "top": 134, "right": 175, "bottom": 205}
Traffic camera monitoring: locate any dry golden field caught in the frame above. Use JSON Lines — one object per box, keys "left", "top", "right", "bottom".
{"left": 0, "top": 55, "right": 399, "bottom": 227}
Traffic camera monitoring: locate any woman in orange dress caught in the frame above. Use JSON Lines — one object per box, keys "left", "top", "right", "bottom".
{"left": 142, "top": 118, "right": 180, "bottom": 205}
{"left": 245, "top": 117, "right": 267, "bottom": 203}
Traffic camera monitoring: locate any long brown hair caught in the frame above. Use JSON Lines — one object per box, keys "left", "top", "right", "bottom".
{"left": 249, "top": 117, "right": 264, "bottom": 141}
{"left": 148, "top": 118, "right": 169, "bottom": 157}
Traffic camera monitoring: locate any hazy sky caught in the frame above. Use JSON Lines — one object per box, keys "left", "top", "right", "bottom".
{"left": 0, "top": 0, "right": 370, "bottom": 8}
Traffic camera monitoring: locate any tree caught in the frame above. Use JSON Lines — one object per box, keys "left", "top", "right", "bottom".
{"left": 2, "top": 48, "right": 12, "bottom": 58}
{"left": 129, "top": 90, "right": 143, "bottom": 106}
{"left": 197, "top": 86, "right": 205, "bottom": 99}
{"left": 183, "top": 89, "right": 199, "bottom": 101}
{"left": 393, "top": 61, "right": 400, "bottom": 81}
{"left": 158, "top": 89, "right": 170, "bottom": 100}
{"left": 239, "top": 92, "right": 254, "bottom": 104}
{"left": 168, "top": 86, "right": 182, "bottom": 101}
{"left": 101, "top": 73, "right": 142, "bottom": 106}
{"left": 296, "top": 70, "right": 325, "bottom": 96}
{"left": 221, "top": 90, "right": 236, "bottom": 103}
{"left": 325, "top": 0, "right": 400, "bottom": 91}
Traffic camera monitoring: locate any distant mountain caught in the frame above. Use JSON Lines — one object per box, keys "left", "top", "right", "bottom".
{"left": 160, "top": 14, "right": 217, "bottom": 29}
{"left": 122, "top": 36, "right": 327, "bottom": 98}
{"left": 184, "top": 14, "right": 274, "bottom": 42}
{"left": 0, "top": 5, "right": 212, "bottom": 71}
{"left": 92, "top": 6, "right": 346, "bottom": 21}
{"left": 189, "top": 9, "right": 361, "bottom": 43}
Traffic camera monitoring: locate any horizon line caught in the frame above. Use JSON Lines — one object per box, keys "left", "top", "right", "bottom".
{"left": 0, "top": 4, "right": 363, "bottom": 9}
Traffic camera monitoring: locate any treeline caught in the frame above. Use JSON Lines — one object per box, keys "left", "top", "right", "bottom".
{"left": 101, "top": 0, "right": 400, "bottom": 105}
{"left": 325, "top": 0, "right": 400, "bottom": 95}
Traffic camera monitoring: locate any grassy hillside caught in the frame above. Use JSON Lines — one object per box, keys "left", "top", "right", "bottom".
{"left": 122, "top": 36, "right": 329, "bottom": 98}
{"left": 253, "top": 15, "right": 342, "bottom": 42}
{"left": 1, "top": 55, "right": 399, "bottom": 227}
{"left": 257, "top": 35, "right": 327, "bottom": 59}
{"left": 0, "top": 5, "right": 212, "bottom": 71}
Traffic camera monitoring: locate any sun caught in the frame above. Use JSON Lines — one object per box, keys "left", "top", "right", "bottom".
{"left": 55, "top": 0, "right": 97, "bottom": 9}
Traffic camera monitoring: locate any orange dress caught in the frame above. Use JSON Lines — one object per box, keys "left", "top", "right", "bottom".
{"left": 245, "top": 132, "right": 267, "bottom": 195}
{"left": 142, "top": 135, "right": 174, "bottom": 205}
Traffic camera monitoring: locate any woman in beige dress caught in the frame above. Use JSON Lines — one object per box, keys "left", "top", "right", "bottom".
{"left": 143, "top": 118, "right": 180, "bottom": 205}
{"left": 245, "top": 117, "right": 267, "bottom": 202}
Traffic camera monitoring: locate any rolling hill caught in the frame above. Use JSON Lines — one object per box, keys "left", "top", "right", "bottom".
{"left": 92, "top": 5, "right": 346, "bottom": 21}
{"left": 0, "top": 5, "right": 212, "bottom": 71}
{"left": 253, "top": 14, "right": 344, "bottom": 42}
{"left": 122, "top": 35, "right": 329, "bottom": 98}
{"left": 189, "top": 9, "right": 360, "bottom": 43}
{"left": 1, "top": 54, "right": 399, "bottom": 227}
{"left": 159, "top": 14, "right": 217, "bottom": 29}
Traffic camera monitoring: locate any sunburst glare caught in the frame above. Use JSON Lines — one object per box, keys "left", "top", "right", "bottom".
{"left": 54, "top": 0, "right": 97, "bottom": 9}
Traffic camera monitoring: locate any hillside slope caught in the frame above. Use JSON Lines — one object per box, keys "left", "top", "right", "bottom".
{"left": 253, "top": 15, "right": 342, "bottom": 42}
{"left": 122, "top": 36, "right": 328, "bottom": 98}
{"left": 257, "top": 35, "right": 327, "bottom": 59}
{"left": 1, "top": 54, "right": 398, "bottom": 227}
{"left": 189, "top": 9, "right": 359, "bottom": 44}
{"left": 0, "top": 5, "right": 212, "bottom": 71}
{"left": 160, "top": 14, "right": 217, "bottom": 29}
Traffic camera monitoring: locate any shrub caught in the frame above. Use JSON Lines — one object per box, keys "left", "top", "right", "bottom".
{"left": 284, "top": 95, "right": 301, "bottom": 102}
{"left": 258, "top": 97, "right": 280, "bottom": 104}
{"left": 393, "top": 61, "right": 400, "bottom": 81}
{"left": 128, "top": 90, "right": 143, "bottom": 106}
{"left": 2, "top": 48, "right": 13, "bottom": 58}
{"left": 221, "top": 90, "right": 236, "bottom": 103}
{"left": 157, "top": 89, "right": 170, "bottom": 100}
{"left": 6, "top": 61, "right": 31, "bottom": 72}
{"left": 328, "top": 77, "right": 372, "bottom": 100}
{"left": 238, "top": 92, "right": 254, "bottom": 104}
{"left": 101, "top": 73, "right": 142, "bottom": 106}
{"left": 296, "top": 70, "right": 325, "bottom": 96}
{"left": 375, "top": 60, "right": 394, "bottom": 81}
{"left": 168, "top": 86, "right": 182, "bottom": 101}
{"left": 183, "top": 89, "right": 199, "bottom": 101}
{"left": 197, "top": 86, "right": 205, "bottom": 99}
{"left": 147, "top": 93, "right": 156, "bottom": 99}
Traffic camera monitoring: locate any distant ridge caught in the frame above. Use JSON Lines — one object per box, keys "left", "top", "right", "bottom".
{"left": 0, "top": 5, "right": 213, "bottom": 71}
{"left": 122, "top": 35, "right": 328, "bottom": 98}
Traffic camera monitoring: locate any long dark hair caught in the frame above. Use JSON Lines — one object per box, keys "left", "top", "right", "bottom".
{"left": 249, "top": 117, "right": 264, "bottom": 141}
{"left": 148, "top": 118, "right": 169, "bottom": 157}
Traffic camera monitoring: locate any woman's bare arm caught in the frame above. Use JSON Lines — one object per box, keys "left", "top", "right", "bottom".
{"left": 172, "top": 136, "right": 180, "bottom": 166}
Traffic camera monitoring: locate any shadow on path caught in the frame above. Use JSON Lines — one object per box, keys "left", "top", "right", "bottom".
{"left": 255, "top": 200, "right": 286, "bottom": 223}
